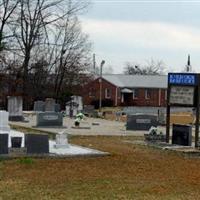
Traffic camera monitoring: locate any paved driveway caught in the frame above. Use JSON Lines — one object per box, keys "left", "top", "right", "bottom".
{"left": 9, "top": 115, "right": 150, "bottom": 136}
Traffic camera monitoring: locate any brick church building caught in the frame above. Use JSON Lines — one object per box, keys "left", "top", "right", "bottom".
{"left": 82, "top": 74, "right": 168, "bottom": 107}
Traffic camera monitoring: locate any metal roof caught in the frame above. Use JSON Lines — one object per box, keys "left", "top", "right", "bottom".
{"left": 102, "top": 74, "right": 167, "bottom": 89}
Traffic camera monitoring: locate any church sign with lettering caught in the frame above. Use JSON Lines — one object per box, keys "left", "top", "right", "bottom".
{"left": 166, "top": 72, "right": 200, "bottom": 147}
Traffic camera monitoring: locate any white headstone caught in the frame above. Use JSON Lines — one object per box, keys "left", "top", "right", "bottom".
{"left": 0, "top": 111, "right": 10, "bottom": 133}
{"left": 7, "top": 96, "right": 23, "bottom": 120}
{"left": 54, "top": 131, "right": 69, "bottom": 148}
{"left": 72, "top": 96, "right": 83, "bottom": 111}
{"left": 65, "top": 105, "right": 70, "bottom": 116}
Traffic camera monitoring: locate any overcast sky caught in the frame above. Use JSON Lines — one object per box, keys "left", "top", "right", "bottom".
{"left": 80, "top": 0, "right": 200, "bottom": 74}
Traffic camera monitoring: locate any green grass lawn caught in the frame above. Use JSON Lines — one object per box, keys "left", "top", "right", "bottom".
{"left": 0, "top": 136, "right": 200, "bottom": 200}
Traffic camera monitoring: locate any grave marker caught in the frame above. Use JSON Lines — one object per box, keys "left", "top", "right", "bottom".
{"left": 36, "top": 112, "right": 63, "bottom": 127}
{"left": 126, "top": 114, "right": 158, "bottom": 131}
{"left": 25, "top": 134, "right": 49, "bottom": 154}
{"left": 0, "top": 134, "right": 8, "bottom": 154}
{"left": 7, "top": 96, "right": 23, "bottom": 121}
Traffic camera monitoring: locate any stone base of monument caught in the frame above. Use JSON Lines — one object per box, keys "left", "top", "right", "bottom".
{"left": 35, "top": 112, "right": 64, "bottom": 128}
{"left": 9, "top": 147, "right": 27, "bottom": 155}
{"left": 92, "top": 122, "right": 100, "bottom": 126}
{"left": 54, "top": 144, "right": 69, "bottom": 149}
{"left": 49, "top": 141, "right": 109, "bottom": 157}
{"left": 144, "top": 134, "right": 166, "bottom": 142}
{"left": 9, "top": 116, "right": 24, "bottom": 121}
{"left": 71, "top": 126, "right": 91, "bottom": 129}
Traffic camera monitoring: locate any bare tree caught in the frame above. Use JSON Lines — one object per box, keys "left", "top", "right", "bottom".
{"left": 124, "top": 59, "right": 166, "bottom": 75}
{"left": 0, "top": 0, "right": 18, "bottom": 52}
{"left": 10, "top": 0, "right": 90, "bottom": 108}
{"left": 48, "top": 14, "right": 91, "bottom": 99}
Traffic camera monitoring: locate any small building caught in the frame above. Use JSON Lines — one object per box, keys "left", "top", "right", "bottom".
{"left": 82, "top": 74, "right": 168, "bottom": 107}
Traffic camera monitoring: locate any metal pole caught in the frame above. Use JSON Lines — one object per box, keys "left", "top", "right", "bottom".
{"left": 166, "top": 87, "right": 170, "bottom": 143}
{"left": 99, "top": 76, "right": 102, "bottom": 111}
{"left": 195, "top": 83, "right": 200, "bottom": 148}
{"left": 99, "top": 60, "right": 105, "bottom": 111}
{"left": 93, "top": 53, "right": 96, "bottom": 74}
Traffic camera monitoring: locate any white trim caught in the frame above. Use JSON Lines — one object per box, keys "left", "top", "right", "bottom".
{"left": 121, "top": 93, "right": 124, "bottom": 103}
{"left": 105, "top": 88, "right": 111, "bottom": 99}
{"left": 145, "top": 89, "right": 151, "bottom": 99}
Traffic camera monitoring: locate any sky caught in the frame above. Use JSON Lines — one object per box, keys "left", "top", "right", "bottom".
{"left": 80, "top": 0, "right": 200, "bottom": 74}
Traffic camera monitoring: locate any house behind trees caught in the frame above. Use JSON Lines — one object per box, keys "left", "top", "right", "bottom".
{"left": 82, "top": 74, "right": 168, "bottom": 108}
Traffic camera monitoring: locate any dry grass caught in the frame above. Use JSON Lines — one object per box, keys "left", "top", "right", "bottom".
{"left": 0, "top": 136, "right": 200, "bottom": 200}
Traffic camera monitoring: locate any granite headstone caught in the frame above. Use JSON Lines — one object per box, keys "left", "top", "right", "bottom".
{"left": 126, "top": 114, "right": 158, "bottom": 130}
{"left": 172, "top": 124, "right": 192, "bottom": 146}
{"left": 36, "top": 112, "right": 63, "bottom": 127}
{"left": 25, "top": 134, "right": 49, "bottom": 154}
{"left": 34, "top": 101, "right": 45, "bottom": 112}
{"left": 55, "top": 103, "right": 61, "bottom": 112}
{"left": 0, "top": 134, "right": 8, "bottom": 154}
{"left": 45, "top": 98, "right": 55, "bottom": 112}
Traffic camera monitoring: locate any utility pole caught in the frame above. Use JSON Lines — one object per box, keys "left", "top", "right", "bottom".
{"left": 186, "top": 54, "right": 191, "bottom": 72}
{"left": 99, "top": 60, "right": 105, "bottom": 111}
{"left": 93, "top": 53, "right": 96, "bottom": 74}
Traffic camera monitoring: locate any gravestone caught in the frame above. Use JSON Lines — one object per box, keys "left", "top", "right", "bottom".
{"left": 65, "top": 105, "right": 70, "bottom": 116}
{"left": 172, "top": 124, "right": 192, "bottom": 146}
{"left": 71, "top": 96, "right": 83, "bottom": 111}
{"left": 126, "top": 114, "right": 158, "bottom": 130}
{"left": 66, "top": 101, "right": 78, "bottom": 117}
{"left": 0, "top": 134, "right": 8, "bottom": 154}
{"left": 55, "top": 103, "right": 61, "bottom": 112}
{"left": 36, "top": 112, "right": 63, "bottom": 127}
{"left": 34, "top": 101, "right": 45, "bottom": 112}
{"left": 7, "top": 96, "right": 23, "bottom": 121}
{"left": 45, "top": 98, "right": 55, "bottom": 112}
{"left": 0, "top": 111, "right": 10, "bottom": 132}
{"left": 158, "top": 108, "right": 165, "bottom": 125}
{"left": 54, "top": 132, "right": 69, "bottom": 148}
{"left": 25, "top": 134, "right": 49, "bottom": 154}
{"left": 83, "top": 105, "right": 97, "bottom": 117}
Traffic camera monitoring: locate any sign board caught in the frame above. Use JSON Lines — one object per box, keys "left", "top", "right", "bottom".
{"left": 168, "top": 73, "right": 197, "bottom": 85}
{"left": 170, "top": 86, "right": 195, "bottom": 106}
{"left": 167, "top": 72, "right": 200, "bottom": 147}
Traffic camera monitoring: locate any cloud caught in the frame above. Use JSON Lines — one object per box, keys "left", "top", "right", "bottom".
{"left": 81, "top": 18, "right": 200, "bottom": 50}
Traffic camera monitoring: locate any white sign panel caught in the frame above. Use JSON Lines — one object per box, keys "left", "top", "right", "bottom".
{"left": 170, "top": 86, "right": 194, "bottom": 105}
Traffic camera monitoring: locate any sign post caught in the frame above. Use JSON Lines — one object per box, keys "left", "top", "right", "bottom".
{"left": 166, "top": 73, "right": 200, "bottom": 147}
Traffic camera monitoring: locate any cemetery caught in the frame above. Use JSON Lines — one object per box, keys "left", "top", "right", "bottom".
{"left": 1, "top": 74, "right": 200, "bottom": 199}
{"left": 2, "top": 0, "right": 200, "bottom": 198}
{"left": 0, "top": 108, "right": 108, "bottom": 158}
